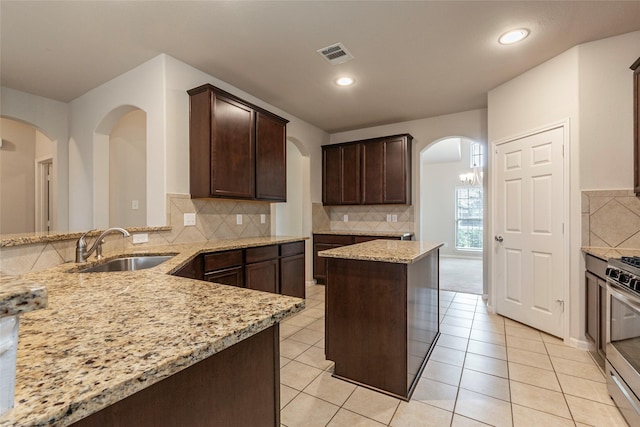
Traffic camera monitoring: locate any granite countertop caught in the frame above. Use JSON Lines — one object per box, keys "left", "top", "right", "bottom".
{"left": 582, "top": 246, "right": 640, "bottom": 261}
{"left": 0, "top": 226, "right": 172, "bottom": 247}
{"left": 0, "top": 236, "right": 306, "bottom": 427}
{"left": 0, "top": 276, "right": 47, "bottom": 317}
{"left": 313, "top": 230, "right": 413, "bottom": 238}
{"left": 318, "top": 239, "right": 442, "bottom": 264}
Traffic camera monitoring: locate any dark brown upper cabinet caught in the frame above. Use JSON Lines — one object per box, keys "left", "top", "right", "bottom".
{"left": 322, "top": 134, "right": 412, "bottom": 205}
{"left": 632, "top": 57, "right": 640, "bottom": 195}
{"left": 188, "top": 84, "right": 288, "bottom": 202}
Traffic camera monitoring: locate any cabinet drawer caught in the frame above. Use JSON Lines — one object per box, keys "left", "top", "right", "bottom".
{"left": 204, "top": 250, "right": 243, "bottom": 272}
{"left": 586, "top": 254, "right": 607, "bottom": 279}
{"left": 313, "top": 234, "right": 354, "bottom": 245}
{"left": 281, "top": 241, "right": 305, "bottom": 257}
{"left": 246, "top": 245, "right": 279, "bottom": 264}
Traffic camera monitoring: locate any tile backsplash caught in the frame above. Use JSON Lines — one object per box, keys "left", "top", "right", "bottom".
{"left": 312, "top": 203, "right": 414, "bottom": 234}
{"left": 582, "top": 189, "right": 640, "bottom": 248}
{"left": 0, "top": 194, "right": 271, "bottom": 276}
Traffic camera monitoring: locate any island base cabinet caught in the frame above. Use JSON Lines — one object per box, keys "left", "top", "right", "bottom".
{"left": 325, "top": 251, "right": 439, "bottom": 400}
{"left": 71, "top": 326, "right": 280, "bottom": 427}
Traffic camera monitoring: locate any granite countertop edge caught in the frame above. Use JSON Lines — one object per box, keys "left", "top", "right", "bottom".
{"left": 581, "top": 246, "right": 640, "bottom": 261}
{"left": 0, "top": 277, "right": 47, "bottom": 317}
{"left": 318, "top": 240, "right": 442, "bottom": 264}
{"left": 0, "top": 235, "right": 307, "bottom": 427}
{"left": 313, "top": 230, "right": 414, "bottom": 238}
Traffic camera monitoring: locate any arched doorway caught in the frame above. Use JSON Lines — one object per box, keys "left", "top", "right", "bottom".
{"left": 93, "top": 106, "right": 147, "bottom": 229}
{"left": 420, "top": 136, "right": 484, "bottom": 295}
{"left": 0, "top": 117, "right": 56, "bottom": 234}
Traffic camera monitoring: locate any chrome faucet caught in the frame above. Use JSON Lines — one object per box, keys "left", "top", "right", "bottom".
{"left": 75, "top": 227, "right": 131, "bottom": 262}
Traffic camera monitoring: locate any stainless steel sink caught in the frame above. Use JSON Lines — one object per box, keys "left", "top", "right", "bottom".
{"left": 76, "top": 255, "right": 176, "bottom": 273}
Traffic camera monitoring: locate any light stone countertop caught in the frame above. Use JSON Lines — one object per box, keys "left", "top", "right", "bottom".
{"left": 318, "top": 239, "right": 442, "bottom": 264}
{"left": 0, "top": 226, "right": 172, "bottom": 247}
{"left": 582, "top": 246, "right": 640, "bottom": 261}
{"left": 0, "top": 236, "right": 306, "bottom": 427}
{"left": 0, "top": 276, "right": 47, "bottom": 317}
{"left": 313, "top": 230, "right": 413, "bottom": 238}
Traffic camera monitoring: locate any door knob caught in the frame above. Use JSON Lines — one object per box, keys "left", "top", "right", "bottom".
{"left": 495, "top": 235, "right": 504, "bottom": 242}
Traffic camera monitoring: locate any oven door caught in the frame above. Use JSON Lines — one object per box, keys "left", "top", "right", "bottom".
{"left": 606, "top": 280, "right": 640, "bottom": 426}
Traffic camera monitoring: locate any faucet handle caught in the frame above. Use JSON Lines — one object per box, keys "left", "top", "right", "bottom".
{"left": 77, "top": 229, "right": 96, "bottom": 247}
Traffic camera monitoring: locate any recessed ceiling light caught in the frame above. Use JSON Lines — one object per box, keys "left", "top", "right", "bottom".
{"left": 336, "top": 77, "right": 355, "bottom": 87}
{"left": 498, "top": 28, "right": 529, "bottom": 45}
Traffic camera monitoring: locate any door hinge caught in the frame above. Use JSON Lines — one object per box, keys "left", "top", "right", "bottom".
{"left": 556, "top": 299, "right": 565, "bottom": 312}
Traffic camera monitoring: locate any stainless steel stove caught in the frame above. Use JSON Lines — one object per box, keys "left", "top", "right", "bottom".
{"left": 605, "top": 256, "right": 640, "bottom": 426}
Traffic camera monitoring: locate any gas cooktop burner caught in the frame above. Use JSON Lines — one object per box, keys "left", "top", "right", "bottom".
{"left": 622, "top": 256, "right": 640, "bottom": 268}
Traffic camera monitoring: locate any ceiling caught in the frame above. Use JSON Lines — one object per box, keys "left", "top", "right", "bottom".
{"left": 2, "top": 1, "right": 640, "bottom": 133}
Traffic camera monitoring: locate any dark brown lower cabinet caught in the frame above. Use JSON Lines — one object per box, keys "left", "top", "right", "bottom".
{"left": 205, "top": 266, "right": 244, "bottom": 287}
{"left": 203, "top": 250, "right": 244, "bottom": 287}
{"left": 325, "top": 249, "right": 439, "bottom": 400}
{"left": 246, "top": 259, "right": 279, "bottom": 293}
{"left": 585, "top": 254, "right": 607, "bottom": 368}
{"left": 71, "top": 325, "right": 280, "bottom": 427}
{"left": 281, "top": 253, "right": 305, "bottom": 298}
{"left": 172, "top": 255, "right": 203, "bottom": 280}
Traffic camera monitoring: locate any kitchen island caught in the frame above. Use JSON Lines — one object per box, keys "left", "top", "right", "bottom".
{"left": 0, "top": 237, "right": 305, "bottom": 427}
{"left": 319, "top": 239, "right": 441, "bottom": 400}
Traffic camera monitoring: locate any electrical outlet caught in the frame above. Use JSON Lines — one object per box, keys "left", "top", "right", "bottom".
{"left": 184, "top": 213, "right": 196, "bottom": 226}
{"left": 131, "top": 200, "right": 139, "bottom": 210}
{"left": 236, "top": 214, "right": 243, "bottom": 225}
{"left": 392, "top": 215, "right": 398, "bottom": 222}
{"left": 343, "top": 215, "right": 348, "bottom": 222}
{"left": 132, "top": 233, "right": 148, "bottom": 244}
{"left": 260, "top": 214, "right": 266, "bottom": 224}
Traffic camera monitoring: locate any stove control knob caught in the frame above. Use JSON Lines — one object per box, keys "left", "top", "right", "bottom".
{"left": 630, "top": 278, "right": 639, "bottom": 289}
{"left": 620, "top": 273, "right": 630, "bottom": 284}
{"left": 608, "top": 268, "right": 619, "bottom": 279}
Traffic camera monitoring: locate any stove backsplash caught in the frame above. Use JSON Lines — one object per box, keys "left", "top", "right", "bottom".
{"left": 582, "top": 190, "right": 640, "bottom": 248}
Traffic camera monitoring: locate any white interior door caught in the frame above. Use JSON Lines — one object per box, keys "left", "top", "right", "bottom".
{"left": 494, "top": 126, "right": 565, "bottom": 337}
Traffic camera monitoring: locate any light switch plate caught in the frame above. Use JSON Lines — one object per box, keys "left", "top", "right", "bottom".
{"left": 184, "top": 213, "right": 196, "bottom": 226}
{"left": 386, "top": 214, "right": 392, "bottom": 222}
{"left": 260, "top": 214, "right": 266, "bottom": 224}
{"left": 343, "top": 215, "right": 348, "bottom": 222}
{"left": 132, "top": 233, "right": 148, "bottom": 244}
{"left": 131, "top": 200, "right": 139, "bottom": 210}
{"left": 236, "top": 214, "right": 243, "bottom": 225}
{"left": 391, "top": 215, "right": 398, "bottom": 222}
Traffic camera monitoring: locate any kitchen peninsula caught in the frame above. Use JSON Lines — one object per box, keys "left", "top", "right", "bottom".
{"left": 319, "top": 239, "right": 441, "bottom": 400}
{"left": 0, "top": 237, "right": 305, "bottom": 427}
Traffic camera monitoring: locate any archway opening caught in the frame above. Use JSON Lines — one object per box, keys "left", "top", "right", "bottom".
{"left": 0, "top": 117, "right": 56, "bottom": 234}
{"left": 421, "top": 136, "right": 484, "bottom": 294}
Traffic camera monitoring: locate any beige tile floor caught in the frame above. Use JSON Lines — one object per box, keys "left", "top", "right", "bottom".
{"left": 279, "top": 284, "right": 629, "bottom": 427}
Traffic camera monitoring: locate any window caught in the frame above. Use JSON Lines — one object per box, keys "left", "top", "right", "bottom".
{"left": 470, "top": 142, "right": 483, "bottom": 168}
{"left": 455, "top": 186, "right": 483, "bottom": 251}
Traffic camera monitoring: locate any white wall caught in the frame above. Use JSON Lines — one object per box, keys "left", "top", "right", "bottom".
{"left": 0, "top": 87, "right": 69, "bottom": 231}
{"left": 109, "top": 109, "right": 147, "bottom": 227}
{"left": 578, "top": 31, "right": 640, "bottom": 190}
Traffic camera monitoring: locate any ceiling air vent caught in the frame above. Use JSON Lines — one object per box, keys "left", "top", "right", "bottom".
{"left": 317, "top": 43, "right": 354, "bottom": 65}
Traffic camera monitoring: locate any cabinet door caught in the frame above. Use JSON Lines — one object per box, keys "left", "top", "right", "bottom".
{"left": 281, "top": 254, "right": 305, "bottom": 298}
{"left": 361, "top": 140, "right": 384, "bottom": 204}
{"left": 323, "top": 145, "right": 342, "bottom": 205}
{"left": 362, "top": 136, "right": 411, "bottom": 204}
{"left": 341, "top": 144, "right": 361, "bottom": 204}
{"left": 211, "top": 93, "right": 255, "bottom": 198}
{"left": 313, "top": 243, "right": 343, "bottom": 284}
{"left": 246, "top": 259, "right": 279, "bottom": 294}
{"left": 256, "top": 112, "right": 287, "bottom": 201}
{"left": 205, "top": 267, "right": 244, "bottom": 288}
{"left": 585, "top": 272, "right": 598, "bottom": 345}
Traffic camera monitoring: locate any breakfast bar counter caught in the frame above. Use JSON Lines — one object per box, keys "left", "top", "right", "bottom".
{"left": 0, "top": 236, "right": 306, "bottom": 427}
{"left": 319, "top": 240, "right": 442, "bottom": 400}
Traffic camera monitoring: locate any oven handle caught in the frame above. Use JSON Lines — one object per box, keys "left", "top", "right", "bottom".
{"left": 607, "top": 280, "right": 640, "bottom": 311}
{"left": 610, "top": 368, "right": 640, "bottom": 415}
